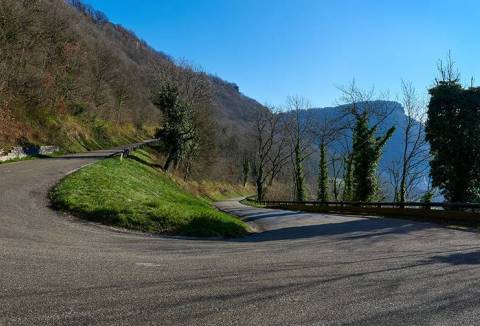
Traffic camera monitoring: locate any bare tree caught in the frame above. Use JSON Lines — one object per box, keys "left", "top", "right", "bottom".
{"left": 156, "top": 60, "right": 212, "bottom": 110}
{"left": 329, "top": 151, "right": 345, "bottom": 201}
{"left": 315, "top": 106, "right": 345, "bottom": 201}
{"left": 251, "top": 107, "right": 290, "bottom": 201}
{"left": 284, "top": 96, "right": 316, "bottom": 201}
{"left": 338, "top": 79, "right": 396, "bottom": 131}
{"left": 435, "top": 51, "right": 460, "bottom": 84}
{"left": 386, "top": 160, "right": 401, "bottom": 201}
{"left": 396, "top": 80, "right": 429, "bottom": 202}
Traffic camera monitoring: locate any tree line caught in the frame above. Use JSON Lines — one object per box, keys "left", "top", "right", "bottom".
{"left": 152, "top": 53, "right": 480, "bottom": 204}
{"left": 3, "top": 1, "right": 478, "bottom": 204}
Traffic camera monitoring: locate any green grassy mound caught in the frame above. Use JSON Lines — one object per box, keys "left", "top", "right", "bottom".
{"left": 50, "top": 150, "right": 249, "bottom": 237}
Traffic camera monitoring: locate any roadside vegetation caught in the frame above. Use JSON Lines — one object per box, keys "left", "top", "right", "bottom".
{"left": 50, "top": 149, "right": 250, "bottom": 237}
{"left": 177, "top": 179, "right": 254, "bottom": 202}
{"left": 5, "top": 0, "right": 479, "bottom": 210}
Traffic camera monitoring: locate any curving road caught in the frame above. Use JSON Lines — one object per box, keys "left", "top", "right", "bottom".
{"left": 1, "top": 149, "right": 480, "bottom": 325}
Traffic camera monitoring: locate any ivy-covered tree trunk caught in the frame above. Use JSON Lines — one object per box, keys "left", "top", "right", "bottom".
{"left": 352, "top": 113, "right": 395, "bottom": 202}
{"left": 242, "top": 156, "right": 250, "bottom": 187}
{"left": 343, "top": 153, "right": 353, "bottom": 201}
{"left": 163, "top": 147, "right": 179, "bottom": 171}
{"left": 317, "top": 142, "right": 329, "bottom": 202}
{"left": 255, "top": 165, "right": 265, "bottom": 202}
{"left": 293, "top": 140, "right": 306, "bottom": 201}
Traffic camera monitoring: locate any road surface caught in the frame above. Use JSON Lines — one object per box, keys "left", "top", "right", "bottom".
{"left": 1, "top": 148, "right": 480, "bottom": 325}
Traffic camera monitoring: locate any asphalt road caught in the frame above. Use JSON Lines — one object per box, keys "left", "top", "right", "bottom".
{"left": 2, "top": 149, "right": 480, "bottom": 325}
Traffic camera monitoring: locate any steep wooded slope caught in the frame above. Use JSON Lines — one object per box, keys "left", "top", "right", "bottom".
{"left": 0, "top": 0, "right": 264, "bottom": 159}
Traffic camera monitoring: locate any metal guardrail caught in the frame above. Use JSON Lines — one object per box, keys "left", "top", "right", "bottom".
{"left": 113, "top": 138, "right": 161, "bottom": 160}
{"left": 245, "top": 196, "right": 480, "bottom": 213}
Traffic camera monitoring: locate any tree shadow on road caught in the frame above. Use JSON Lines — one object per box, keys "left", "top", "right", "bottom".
{"left": 242, "top": 211, "right": 304, "bottom": 222}
{"left": 233, "top": 217, "right": 440, "bottom": 242}
{"left": 428, "top": 251, "right": 480, "bottom": 265}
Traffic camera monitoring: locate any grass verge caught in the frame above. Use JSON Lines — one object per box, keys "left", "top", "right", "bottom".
{"left": 50, "top": 150, "right": 250, "bottom": 237}
{"left": 177, "top": 179, "right": 255, "bottom": 201}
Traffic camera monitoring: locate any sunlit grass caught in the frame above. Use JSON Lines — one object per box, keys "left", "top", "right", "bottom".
{"left": 50, "top": 150, "right": 249, "bottom": 237}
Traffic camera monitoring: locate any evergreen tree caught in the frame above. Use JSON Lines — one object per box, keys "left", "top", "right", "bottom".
{"left": 352, "top": 113, "right": 395, "bottom": 201}
{"left": 426, "top": 81, "right": 480, "bottom": 202}
{"left": 153, "top": 83, "right": 197, "bottom": 171}
{"left": 286, "top": 96, "right": 314, "bottom": 202}
{"left": 317, "top": 141, "right": 329, "bottom": 202}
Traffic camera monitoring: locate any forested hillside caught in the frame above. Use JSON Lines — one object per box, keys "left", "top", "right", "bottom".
{"left": 0, "top": 0, "right": 263, "bottom": 179}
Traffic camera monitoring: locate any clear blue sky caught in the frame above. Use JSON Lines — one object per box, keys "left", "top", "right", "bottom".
{"left": 84, "top": 0, "right": 480, "bottom": 107}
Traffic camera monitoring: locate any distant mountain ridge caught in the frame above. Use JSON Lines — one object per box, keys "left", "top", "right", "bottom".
{"left": 302, "top": 101, "right": 430, "bottom": 198}
{"left": 307, "top": 100, "right": 422, "bottom": 168}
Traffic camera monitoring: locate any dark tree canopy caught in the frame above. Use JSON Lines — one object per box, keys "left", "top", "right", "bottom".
{"left": 426, "top": 81, "right": 480, "bottom": 202}
{"left": 153, "top": 83, "right": 199, "bottom": 174}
